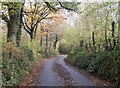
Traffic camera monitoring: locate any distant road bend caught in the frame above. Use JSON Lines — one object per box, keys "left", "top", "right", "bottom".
{"left": 36, "top": 55, "right": 97, "bottom": 86}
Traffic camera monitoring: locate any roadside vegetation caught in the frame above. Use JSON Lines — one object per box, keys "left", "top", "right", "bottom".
{"left": 0, "top": 1, "right": 70, "bottom": 86}
{"left": 59, "top": 2, "right": 119, "bottom": 86}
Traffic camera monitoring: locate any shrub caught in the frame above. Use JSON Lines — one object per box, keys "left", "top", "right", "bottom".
{"left": 75, "top": 51, "right": 92, "bottom": 69}
{"left": 21, "top": 46, "right": 35, "bottom": 61}
{"left": 59, "top": 44, "right": 71, "bottom": 54}
{"left": 67, "top": 48, "right": 119, "bottom": 85}
{"left": 87, "top": 50, "right": 119, "bottom": 84}
{"left": 86, "top": 51, "right": 108, "bottom": 73}
{"left": 67, "top": 50, "right": 93, "bottom": 69}
{"left": 2, "top": 42, "right": 34, "bottom": 86}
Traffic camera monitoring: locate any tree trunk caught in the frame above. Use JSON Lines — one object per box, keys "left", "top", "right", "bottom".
{"left": 53, "top": 34, "right": 58, "bottom": 50}
{"left": 89, "top": 37, "right": 91, "bottom": 48}
{"left": 105, "top": 30, "right": 108, "bottom": 50}
{"left": 7, "top": 11, "right": 18, "bottom": 45}
{"left": 40, "top": 37, "right": 43, "bottom": 46}
{"left": 49, "top": 33, "right": 53, "bottom": 49}
{"left": 16, "top": 4, "right": 24, "bottom": 47}
{"left": 30, "top": 32, "right": 34, "bottom": 41}
{"left": 80, "top": 38, "right": 84, "bottom": 50}
{"left": 111, "top": 21, "right": 116, "bottom": 50}
{"left": 118, "top": 1, "right": 120, "bottom": 49}
{"left": 4, "top": 2, "right": 24, "bottom": 46}
{"left": 45, "top": 31, "right": 48, "bottom": 52}
{"left": 92, "top": 31, "right": 96, "bottom": 52}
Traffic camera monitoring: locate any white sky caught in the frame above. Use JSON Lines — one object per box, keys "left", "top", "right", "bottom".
{"left": 59, "top": 9, "right": 79, "bottom": 26}
{"left": 66, "top": 11, "right": 79, "bottom": 26}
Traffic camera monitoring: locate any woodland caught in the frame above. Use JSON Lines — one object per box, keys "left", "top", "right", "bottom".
{"left": 0, "top": 0, "right": 119, "bottom": 86}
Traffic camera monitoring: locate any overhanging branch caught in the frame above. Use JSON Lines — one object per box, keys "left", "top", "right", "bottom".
{"left": 44, "top": 2, "right": 57, "bottom": 12}
{"left": 57, "top": 0, "right": 75, "bottom": 11}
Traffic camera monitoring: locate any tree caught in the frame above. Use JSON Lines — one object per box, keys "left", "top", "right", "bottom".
{"left": 40, "top": 11, "right": 64, "bottom": 52}
{"left": 2, "top": 2, "right": 24, "bottom": 46}
{"left": 23, "top": 2, "right": 50, "bottom": 40}
{"left": 23, "top": 1, "right": 81, "bottom": 40}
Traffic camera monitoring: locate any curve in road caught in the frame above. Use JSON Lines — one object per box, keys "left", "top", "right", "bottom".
{"left": 37, "top": 55, "right": 96, "bottom": 86}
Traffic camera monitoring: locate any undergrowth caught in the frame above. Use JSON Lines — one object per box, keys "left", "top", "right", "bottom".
{"left": 66, "top": 49, "right": 119, "bottom": 85}
{"left": 2, "top": 42, "right": 35, "bottom": 86}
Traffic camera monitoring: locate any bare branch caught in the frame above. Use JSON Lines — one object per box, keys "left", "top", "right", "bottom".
{"left": 23, "top": 16, "right": 31, "bottom": 31}
{"left": 23, "top": 23, "right": 31, "bottom": 34}
{"left": 44, "top": 1, "right": 57, "bottom": 11}
{"left": 57, "top": 0, "right": 75, "bottom": 11}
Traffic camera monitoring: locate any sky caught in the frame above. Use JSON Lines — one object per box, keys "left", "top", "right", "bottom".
{"left": 59, "top": 9, "right": 79, "bottom": 26}
{"left": 65, "top": 11, "right": 79, "bottom": 26}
